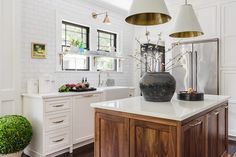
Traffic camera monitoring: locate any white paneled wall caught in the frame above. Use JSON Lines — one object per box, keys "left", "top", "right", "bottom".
{"left": 220, "top": 0, "right": 236, "bottom": 137}
{"left": 0, "top": 0, "right": 21, "bottom": 115}
{"left": 20, "top": 0, "right": 134, "bottom": 92}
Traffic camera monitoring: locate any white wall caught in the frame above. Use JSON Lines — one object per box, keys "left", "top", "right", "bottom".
{"left": 0, "top": 0, "right": 135, "bottom": 116}
{"left": 20, "top": 0, "right": 135, "bottom": 92}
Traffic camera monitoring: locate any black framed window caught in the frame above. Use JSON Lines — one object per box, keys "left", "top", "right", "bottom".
{"left": 61, "top": 21, "right": 90, "bottom": 71}
{"left": 97, "top": 30, "right": 117, "bottom": 52}
{"left": 97, "top": 30, "right": 117, "bottom": 71}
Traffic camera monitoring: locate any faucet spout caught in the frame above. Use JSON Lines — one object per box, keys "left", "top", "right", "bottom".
{"left": 98, "top": 71, "right": 110, "bottom": 87}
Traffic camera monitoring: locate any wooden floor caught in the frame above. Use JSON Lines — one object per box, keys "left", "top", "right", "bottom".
{"left": 23, "top": 141, "right": 236, "bottom": 157}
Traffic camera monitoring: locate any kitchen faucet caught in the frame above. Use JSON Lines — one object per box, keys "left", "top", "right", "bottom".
{"left": 98, "top": 71, "right": 110, "bottom": 87}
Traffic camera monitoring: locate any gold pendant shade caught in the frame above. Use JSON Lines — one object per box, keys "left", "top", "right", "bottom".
{"left": 125, "top": 13, "right": 171, "bottom": 26}
{"left": 125, "top": 0, "right": 171, "bottom": 26}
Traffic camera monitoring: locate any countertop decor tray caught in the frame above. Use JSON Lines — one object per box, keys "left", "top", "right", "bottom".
{"left": 177, "top": 92, "right": 204, "bottom": 101}
{"left": 70, "top": 87, "right": 97, "bottom": 92}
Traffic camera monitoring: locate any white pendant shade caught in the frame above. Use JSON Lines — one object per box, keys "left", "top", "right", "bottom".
{"left": 125, "top": 0, "right": 171, "bottom": 26}
{"left": 169, "top": 4, "right": 204, "bottom": 38}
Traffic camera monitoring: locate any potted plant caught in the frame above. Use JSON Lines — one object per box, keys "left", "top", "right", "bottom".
{"left": 70, "top": 39, "right": 85, "bottom": 54}
{"left": 130, "top": 31, "right": 188, "bottom": 102}
{"left": 0, "top": 115, "right": 33, "bottom": 157}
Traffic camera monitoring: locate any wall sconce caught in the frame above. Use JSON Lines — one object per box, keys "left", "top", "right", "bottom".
{"left": 92, "top": 12, "right": 111, "bottom": 24}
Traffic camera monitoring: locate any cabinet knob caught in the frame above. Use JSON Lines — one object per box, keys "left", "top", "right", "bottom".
{"left": 214, "top": 111, "right": 219, "bottom": 115}
{"left": 189, "top": 121, "right": 202, "bottom": 127}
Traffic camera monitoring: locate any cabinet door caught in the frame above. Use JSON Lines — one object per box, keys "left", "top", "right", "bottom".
{"left": 73, "top": 94, "right": 101, "bottom": 144}
{"left": 218, "top": 105, "right": 228, "bottom": 157}
{"left": 182, "top": 116, "right": 207, "bottom": 157}
{"left": 207, "top": 109, "right": 219, "bottom": 157}
{"left": 207, "top": 105, "right": 228, "bottom": 157}
{"left": 95, "top": 113, "right": 129, "bottom": 157}
{"left": 130, "top": 120, "right": 177, "bottom": 157}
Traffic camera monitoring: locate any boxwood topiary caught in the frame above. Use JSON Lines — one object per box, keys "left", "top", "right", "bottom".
{"left": 0, "top": 115, "right": 33, "bottom": 154}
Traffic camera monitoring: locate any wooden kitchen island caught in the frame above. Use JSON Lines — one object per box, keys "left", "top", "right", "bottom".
{"left": 91, "top": 95, "right": 230, "bottom": 157}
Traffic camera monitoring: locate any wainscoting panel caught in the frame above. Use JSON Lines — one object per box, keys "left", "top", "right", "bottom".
{"left": 0, "top": 0, "right": 21, "bottom": 116}
{"left": 221, "top": 1, "right": 236, "bottom": 67}
{"left": 196, "top": 5, "right": 218, "bottom": 38}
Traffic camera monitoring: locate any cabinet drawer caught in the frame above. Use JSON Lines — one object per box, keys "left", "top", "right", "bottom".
{"left": 45, "top": 111, "right": 71, "bottom": 132}
{"left": 45, "top": 128, "right": 71, "bottom": 154}
{"left": 44, "top": 97, "right": 71, "bottom": 113}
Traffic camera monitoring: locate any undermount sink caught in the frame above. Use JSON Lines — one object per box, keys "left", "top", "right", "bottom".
{"left": 97, "top": 86, "right": 132, "bottom": 101}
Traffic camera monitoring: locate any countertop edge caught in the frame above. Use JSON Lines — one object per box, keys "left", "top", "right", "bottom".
{"left": 91, "top": 95, "right": 230, "bottom": 121}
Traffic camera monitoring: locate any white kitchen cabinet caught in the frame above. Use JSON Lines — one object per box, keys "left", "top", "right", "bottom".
{"left": 22, "top": 87, "right": 135, "bottom": 156}
{"left": 73, "top": 94, "right": 102, "bottom": 145}
{"left": 23, "top": 96, "right": 73, "bottom": 157}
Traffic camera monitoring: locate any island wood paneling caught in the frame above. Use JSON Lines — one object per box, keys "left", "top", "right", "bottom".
{"left": 130, "top": 120, "right": 177, "bottom": 157}
{"left": 94, "top": 101, "right": 228, "bottom": 157}
{"left": 95, "top": 112, "right": 129, "bottom": 157}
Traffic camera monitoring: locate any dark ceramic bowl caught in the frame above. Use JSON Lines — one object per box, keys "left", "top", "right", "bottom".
{"left": 177, "top": 92, "right": 204, "bottom": 101}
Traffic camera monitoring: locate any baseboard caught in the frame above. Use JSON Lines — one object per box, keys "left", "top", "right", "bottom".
{"left": 229, "top": 136, "right": 236, "bottom": 141}
{"left": 24, "top": 148, "right": 45, "bottom": 157}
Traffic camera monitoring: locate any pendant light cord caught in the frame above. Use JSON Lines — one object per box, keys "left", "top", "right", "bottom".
{"left": 185, "top": 0, "right": 188, "bottom": 5}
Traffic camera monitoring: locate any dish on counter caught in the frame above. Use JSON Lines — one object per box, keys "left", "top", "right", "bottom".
{"left": 177, "top": 88, "right": 204, "bottom": 101}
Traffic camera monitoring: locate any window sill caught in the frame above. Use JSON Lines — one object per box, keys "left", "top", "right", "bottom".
{"left": 55, "top": 70, "right": 123, "bottom": 74}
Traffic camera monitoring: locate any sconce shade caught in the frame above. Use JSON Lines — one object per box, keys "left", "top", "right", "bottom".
{"left": 169, "top": 4, "right": 204, "bottom": 38}
{"left": 125, "top": 0, "right": 171, "bottom": 26}
{"left": 103, "top": 14, "right": 111, "bottom": 24}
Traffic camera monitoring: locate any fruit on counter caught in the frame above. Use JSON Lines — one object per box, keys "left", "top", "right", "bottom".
{"left": 179, "top": 88, "right": 197, "bottom": 94}
{"left": 59, "top": 85, "right": 70, "bottom": 92}
{"left": 58, "top": 82, "right": 90, "bottom": 92}
{"left": 187, "top": 88, "right": 194, "bottom": 94}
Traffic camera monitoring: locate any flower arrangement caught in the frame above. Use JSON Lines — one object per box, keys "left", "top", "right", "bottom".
{"left": 130, "top": 29, "right": 190, "bottom": 72}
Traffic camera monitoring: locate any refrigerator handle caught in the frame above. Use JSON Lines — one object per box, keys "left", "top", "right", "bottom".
{"left": 194, "top": 51, "right": 198, "bottom": 92}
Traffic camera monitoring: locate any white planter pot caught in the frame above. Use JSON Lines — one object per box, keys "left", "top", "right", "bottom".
{"left": 0, "top": 151, "right": 22, "bottom": 157}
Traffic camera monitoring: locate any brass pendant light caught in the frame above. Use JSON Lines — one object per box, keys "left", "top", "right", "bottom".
{"left": 169, "top": 0, "right": 204, "bottom": 38}
{"left": 125, "top": 0, "right": 171, "bottom": 26}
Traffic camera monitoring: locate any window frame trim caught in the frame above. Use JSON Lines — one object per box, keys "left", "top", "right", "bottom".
{"left": 96, "top": 30, "right": 118, "bottom": 72}
{"left": 61, "top": 21, "right": 90, "bottom": 71}
{"left": 97, "top": 29, "right": 117, "bottom": 52}
{"left": 62, "top": 21, "right": 90, "bottom": 50}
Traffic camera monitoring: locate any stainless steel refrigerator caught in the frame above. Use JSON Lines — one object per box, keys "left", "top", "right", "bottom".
{"left": 172, "top": 38, "right": 219, "bottom": 95}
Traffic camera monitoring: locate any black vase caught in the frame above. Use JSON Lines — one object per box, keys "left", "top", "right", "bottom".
{"left": 140, "top": 72, "right": 176, "bottom": 102}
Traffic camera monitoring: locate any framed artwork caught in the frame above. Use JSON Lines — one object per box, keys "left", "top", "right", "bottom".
{"left": 31, "top": 43, "right": 47, "bottom": 59}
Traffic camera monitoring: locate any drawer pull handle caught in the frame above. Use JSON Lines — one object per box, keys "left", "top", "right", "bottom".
{"left": 215, "top": 111, "right": 219, "bottom": 115}
{"left": 83, "top": 95, "right": 94, "bottom": 98}
{"left": 53, "top": 105, "right": 64, "bottom": 108}
{"left": 189, "top": 121, "right": 202, "bottom": 127}
{"left": 53, "top": 138, "right": 64, "bottom": 143}
{"left": 53, "top": 120, "right": 64, "bottom": 124}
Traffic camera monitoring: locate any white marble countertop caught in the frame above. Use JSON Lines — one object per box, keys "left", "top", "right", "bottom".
{"left": 22, "top": 86, "right": 135, "bottom": 99}
{"left": 91, "top": 95, "right": 230, "bottom": 121}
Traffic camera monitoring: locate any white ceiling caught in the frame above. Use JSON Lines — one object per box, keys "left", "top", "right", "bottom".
{"left": 98, "top": 0, "right": 184, "bottom": 11}
{"left": 99, "top": 0, "right": 133, "bottom": 10}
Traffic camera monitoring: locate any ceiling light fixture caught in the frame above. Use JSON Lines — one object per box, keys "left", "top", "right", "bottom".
{"left": 125, "top": 0, "right": 171, "bottom": 26}
{"left": 92, "top": 12, "right": 111, "bottom": 25}
{"left": 169, "top": 0, "right": 204, "bottom": 38}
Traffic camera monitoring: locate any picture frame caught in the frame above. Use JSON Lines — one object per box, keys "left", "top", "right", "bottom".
{"left": 31, "top": 43, "right": 47, "bottom": 59}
